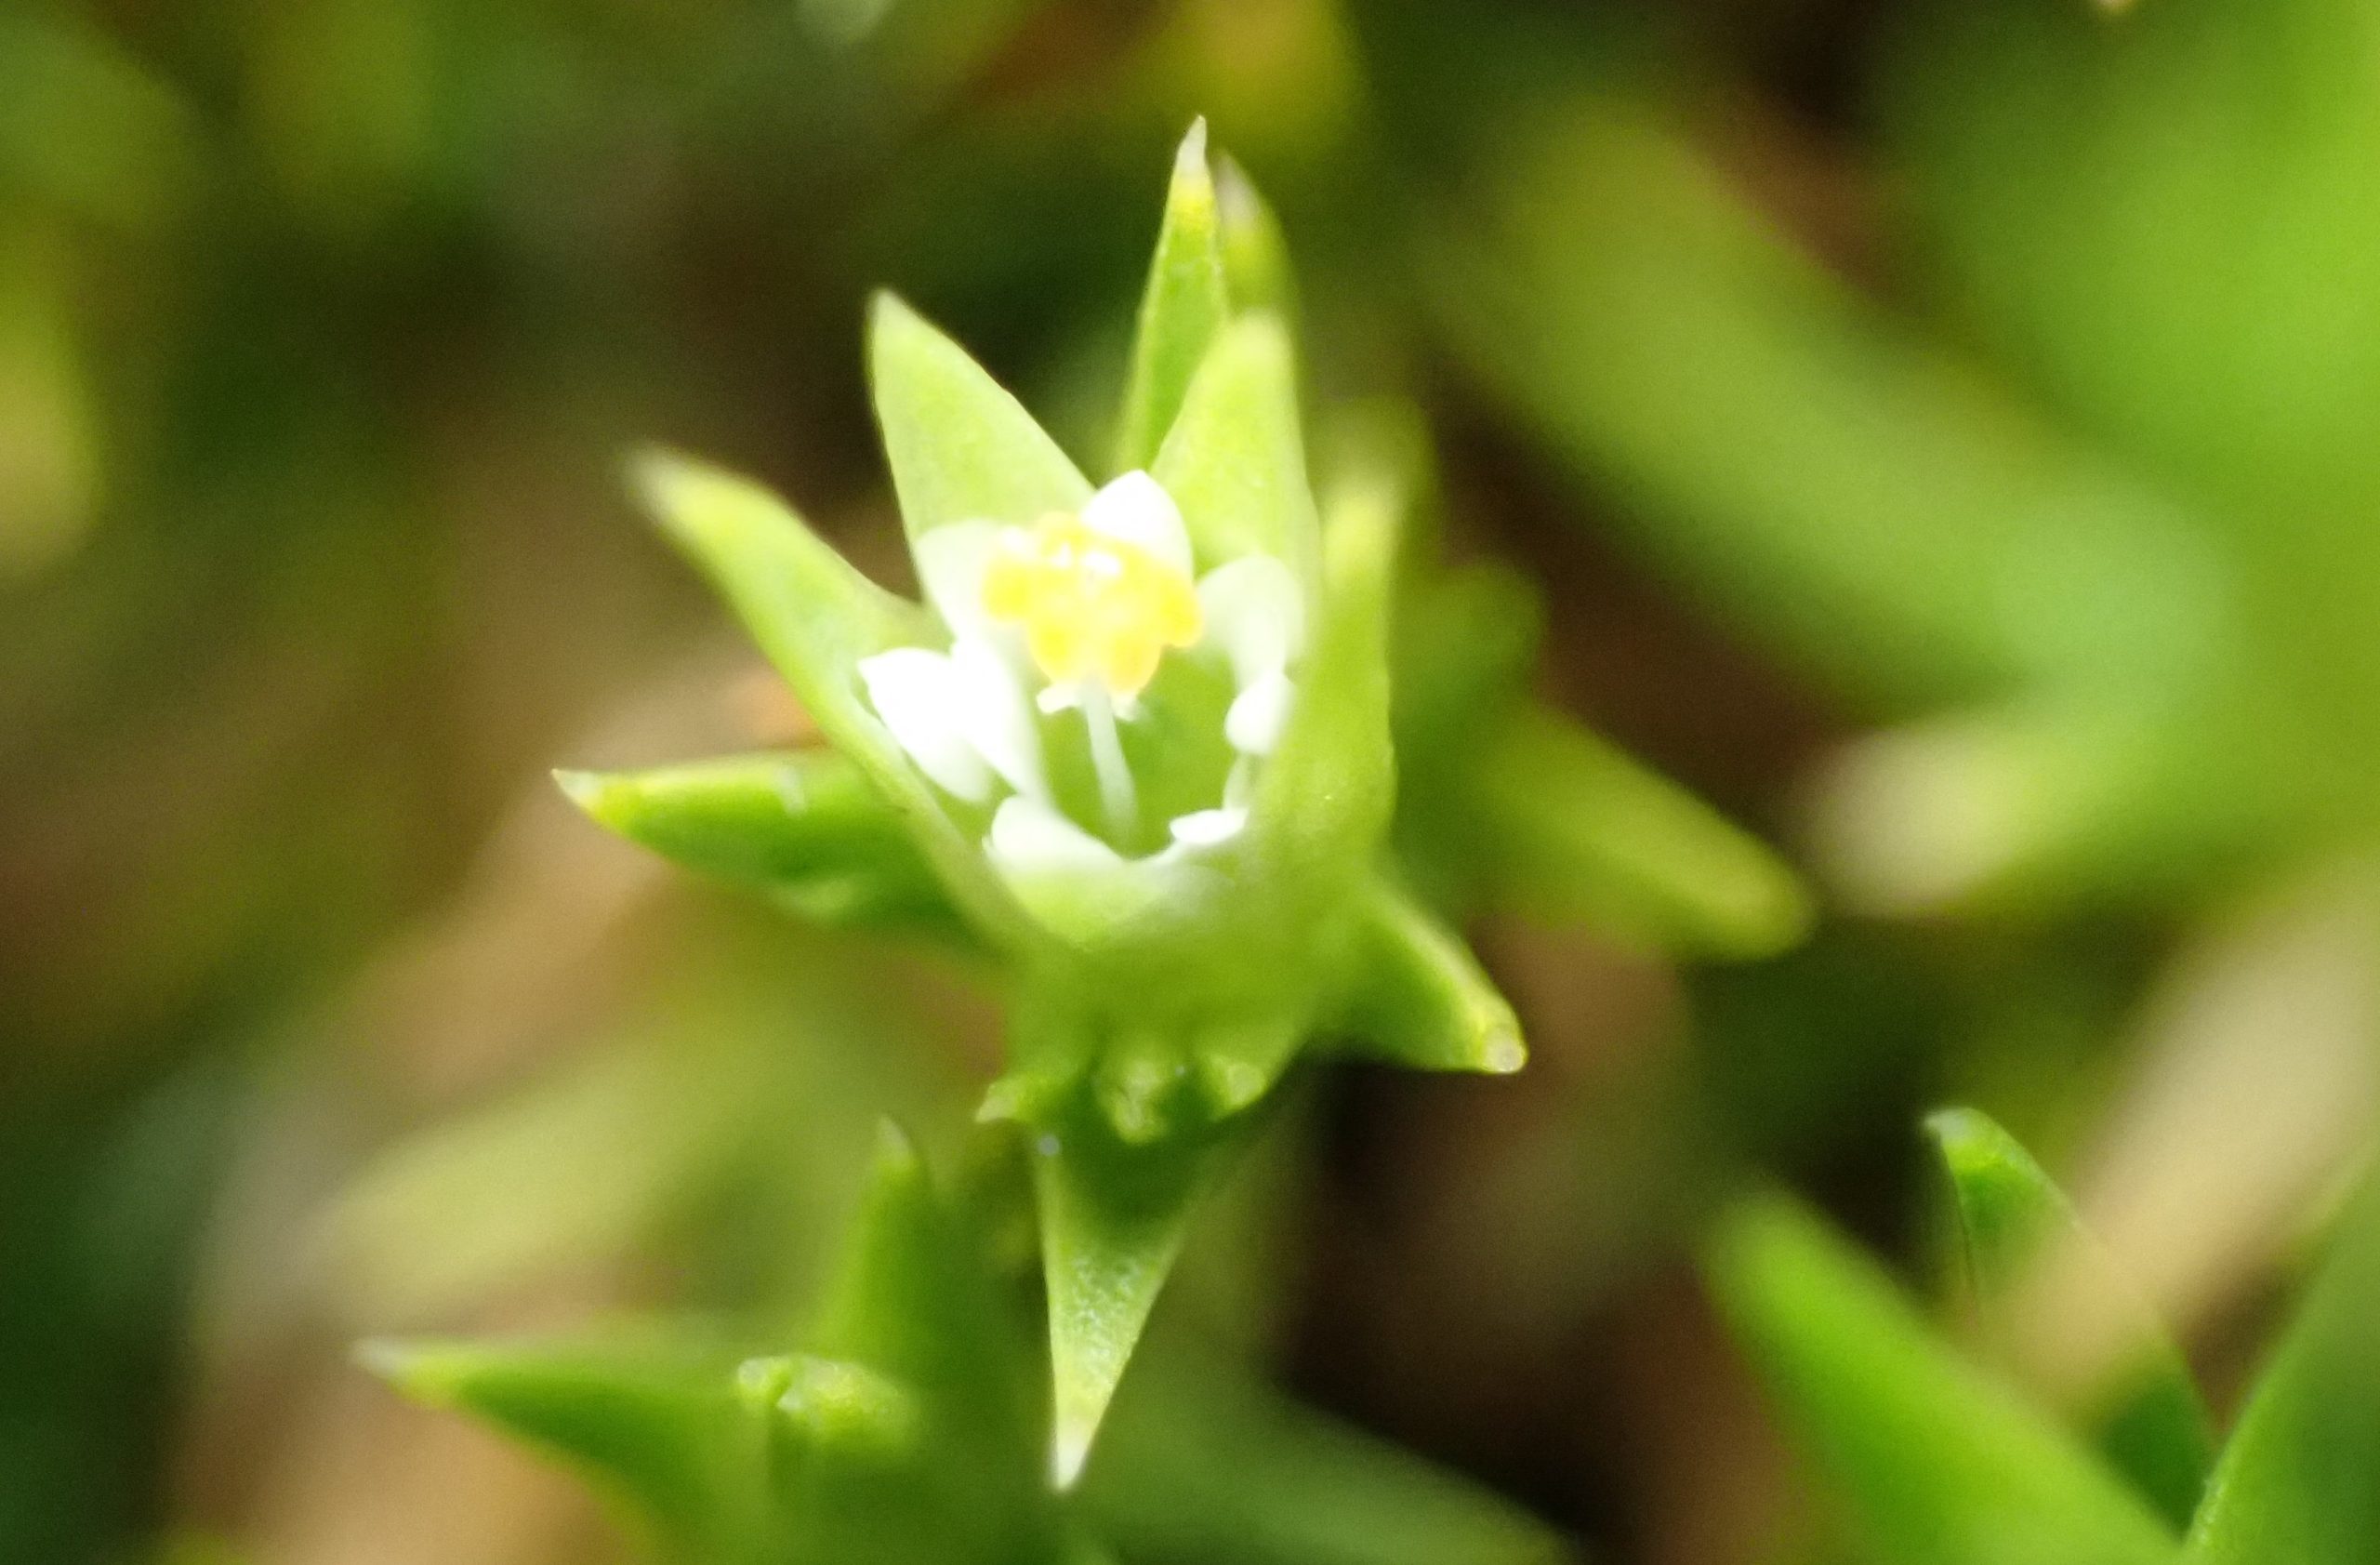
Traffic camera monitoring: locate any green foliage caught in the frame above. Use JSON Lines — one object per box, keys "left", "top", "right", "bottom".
{"left": 588, "top": 121, "right": 1808, "bottom": 1484}
{"left": 1716, "top": 1118, "right": 2380, "bottom": 1565}
{"left": 372, "top": 1126, "right": 1080, "bottom": 1565}
{"left": 2188, "top": 1180, "right": 2380, "bottom": 1563}
{"left": 870, "top": 290, "right": 1097, "bottom": 548}
{"left": 1112, "top": 120, "right": 1231, "bottom": 477}
{"left": 1082, "top": 1341, "right": 1570, "bottom": 1565}
{"left": 557, "top": 753, "right": 959, "bottom": 937}
{"left": 630, "top": 451, "right": 1033, "bottom": 948}
{"left": 1926, "top": 1108, "right": 2213, "bottom": 1526}
{"left": 376, "top": 1126, "right": 1573, "bottom": 1565}
{"left": 1707, "top": 1193, "right": 2181, "bottom": 1565}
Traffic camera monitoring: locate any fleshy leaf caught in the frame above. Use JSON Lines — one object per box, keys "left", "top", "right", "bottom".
{"left": 808, "top": 1122, "right": 1036, "bottom": 1459}
{"left": 1473, "top": 706, "right": 1812, "bottom": 958}
{"left": 364, "top": 1333, "right": 755, "bottom": 1557}
{"left": 372, "top": 1129, "right": 1074, "bottom": 1565}
{"left": 765, "top": 1126, "right": 1062, "bottom": 1565}
{"left": 1707, "top": 1195, "right": 2181, "bottom": 1565}
{"left": 1152, "top": 312, "right": 1320, "bottom": 578}
{"left": 556, "top": 751, "right": 959, "bottom": 935}
{"left": 1083, "top": 1338, "right": 1573, "bottom": 1565}
{"left": 631, "top": 450, "right": 1030, "bottom": 948}
{"left": 1113, "top": 120, "right": 1231, "bottom": 476}
{"left": 868, "top": 291, "right": 1093, "bottom": 539}
{"left": 2187, "top": 1178, "right": 2380, "bottom": 1563}
{"left": 1337, "top": 875, "right": 1525, "bottom": 1075}
{"left": 1926, "top": 1107, "right": 2215, "bottom": 1528}
{"left": 1034, "top": 1105, "right": 1251, "bottom": 1488}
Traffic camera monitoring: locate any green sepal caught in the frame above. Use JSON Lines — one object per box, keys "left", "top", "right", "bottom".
{"left": 1113, "top": 120, "right": 1232, "bottom": 476}
{"left": 363, "top": 1332, "right": 759, "bottom": 1558}
{"left": 1034, "top": 1100, "right": 1260, "bottom": 1488}
{"left": 868, "top": 291, "right": 1093, "bottom": 539}
{"left": 1335, "top": 874, "right": 1525, "bottom": 1075}
{"left": 1244, "top": 436, "right": 1397, "bottom": 919}
{"left": 1926, "top": 1107, "right": 2215, "bottom": 1528}
{"left": 1706, "top": 1194, "right": 2181, "bottom": 1565}
{"left": 555, "top": 751, "right": 962, "bottom": 936}
{"left": 1215, "top": 153, "right": 1297, "bottom": 325}
{"left": 1153, "top": 312, "right": 1320, "bottom": 578}
{"left": 1472, "top": 706, "right": 1812, "bottom": 959}
{"left": 2187, "top": 1178, "right": 2380, "bottom": 1563}
{"left": 1083, "top": 1338, "right": 1573, "bottom": 1565}
{"left": 630, "top": 450, "right": 1032, "bottom": 950}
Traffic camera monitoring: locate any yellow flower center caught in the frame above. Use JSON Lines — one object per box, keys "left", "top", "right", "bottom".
{"left": 980, "top": 512, "right": 1202, "bottom": 697}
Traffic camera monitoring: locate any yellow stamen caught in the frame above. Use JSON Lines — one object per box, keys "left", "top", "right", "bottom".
{"left": 981, "top": 512, "right": 1202, "bottom": 697}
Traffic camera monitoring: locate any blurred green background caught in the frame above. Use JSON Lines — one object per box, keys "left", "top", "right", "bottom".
{"left": 8, "top": 0, "right": 2380, "bottom": 1559}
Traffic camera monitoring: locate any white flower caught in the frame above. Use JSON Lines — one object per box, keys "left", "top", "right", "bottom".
{"left": 856, "top": 469, "right": 1303, "bottom": 881}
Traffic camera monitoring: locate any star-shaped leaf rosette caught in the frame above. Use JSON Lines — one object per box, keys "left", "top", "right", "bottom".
{"left": 566, "top": 124, "right": 1804, "bottom": 1485}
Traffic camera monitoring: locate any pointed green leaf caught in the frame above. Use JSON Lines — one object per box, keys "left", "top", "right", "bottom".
{"left": 1474, "top": 706, "right": 1812, "bottom": 958}
{"left": 868, "top": 291, "right": 1092, "bottom": 539}
{"left": 810, "top": 1123, "right": 1028, "bottom": 1436}
{"left": 1035, "top": 1108, "right": 1250, "bottom": 1488}
{"left": 1084, "top": 1339, "right": 1572, "bottom": 1565}
{"left": 631, "top": 450, "right": 1030, "bottom": 948}
{"left": 1216, "top": 153, "right": 1297, "bottom": 323}
{"left": 1113, "top": 120, "right": 1232, "bottom": 476}
{"left": 364, "top": 1333, "right": 755, "bottom": 1555}
{"left": 1152, "top": 312, "right": 1320, "bottom": 577}
{"left": 2188, "top": 1179, "right": 2380, "bottom": 1563}
{"left": 1245, "top": 444, "right": 1397, "bottom": 912}
{"left": 784, "top": 1129, "right": 1056, "bottom": 1565}
{"left": 1926, "top": 1107, "right": 2214, "bottom": 1528}
{"left": 556, "top": 751, "right": 959, "bottom": 934}
{"left": 1338, "top": 875, "right": 1525, "bottom": 1075}
{"left": 1707, "top": 1195, "right": 2181, "bottom": 1565}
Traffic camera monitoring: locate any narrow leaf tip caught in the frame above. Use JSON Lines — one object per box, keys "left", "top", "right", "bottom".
{"left": 1171, "top": 118, "right": 1213, "bottom": 203}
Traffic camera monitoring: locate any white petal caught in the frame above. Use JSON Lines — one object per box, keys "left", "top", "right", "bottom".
{"left": 1225, "top": 669, "right": 1296, "bottom": 755}
{"left": 1197, "top": 554, "right": 1303, "bottom": 687}
{"left": 986, "top": 795, "right": 1125, "bottom": 876}
{"left": 912, "top": 520, "right": 1007, "bottom": 640}
{"left": 1081, "top": 470, "right": 1192, "bottom": 577}
{"left": 950, "top": 636, "right": 1049, "bottom": 802}
{"left": 1167, "top": 807, "right": 1247, "bottom": 849}
{"left": 857, "top": 648, "right": 993, "bottom": 802}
